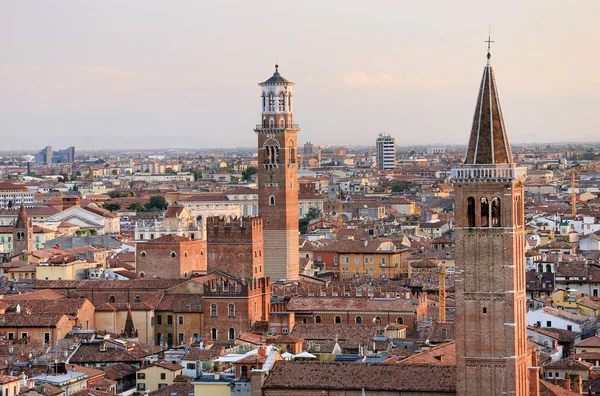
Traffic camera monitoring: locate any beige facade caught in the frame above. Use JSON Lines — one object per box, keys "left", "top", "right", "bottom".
{"left": 136, "top": 362, "right": 183, "bottom": 392}
{"left": 95, "top": 308, "right": 155, "bottom": 344}
{"left": 36, "top": 260, "right": 97, "bottom": 281}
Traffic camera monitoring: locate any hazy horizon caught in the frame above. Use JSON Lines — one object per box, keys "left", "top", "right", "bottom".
{"left": 3, "top": 0, "right": 600, "bottom": 150}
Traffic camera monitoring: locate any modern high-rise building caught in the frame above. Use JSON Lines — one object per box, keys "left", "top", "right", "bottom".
{"left": 254, "top": 65, "right": 300, "bottom": 281}
{"left": 53, "top": 146, "right": 75, "bottom": 163}
{"left": 375, "top": 134, "right": 395, "bottom": 170}
{"left": 453, "top": 46, "right": 529, "bottom": 395}
{"left": 35, "top": 146, "right": 53, "bottom": 164}
{"left": 34, "top": 145, "right": 75, "bottom": 164}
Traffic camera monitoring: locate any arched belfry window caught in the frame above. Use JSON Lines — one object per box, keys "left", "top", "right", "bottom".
{"left": 480, "top": 197, "right": 490, "bottom": 227}
{"left": 279, "top": 118, "right": 285, "bottom": 128}
{"left": 491, "top": 197, "right": 501, "bottom": 227}
{"left": 467, "top": 197, "right": 476, "bottom": 227}
{"left": 269, "top": 195, "right": 275, "bottom": 206}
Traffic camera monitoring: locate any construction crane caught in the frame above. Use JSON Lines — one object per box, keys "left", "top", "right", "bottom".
{"left": 569, "top": 165, "right": 600, "bottom": 216}
{"left": 437, "top": 260, "right": 446, "bottom": 323}
{"left": 396, "top": 258, "right": 447, "bottom": 323}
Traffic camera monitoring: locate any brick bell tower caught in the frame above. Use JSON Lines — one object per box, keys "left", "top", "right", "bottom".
{"left": 13, "top": 202, "right": 33, "bottom": 258}
{"left": 453, "top": 41, "right": 529, "bottom": 396}
{"left": 254, "top": 65, "right": 300, "bottom": 281}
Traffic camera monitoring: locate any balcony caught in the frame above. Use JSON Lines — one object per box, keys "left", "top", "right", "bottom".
{"left": 255, "top": 124, "right": 300, "bottom": 131}
{"left": 451, "top": 166, "right": 527, "bottom": 182}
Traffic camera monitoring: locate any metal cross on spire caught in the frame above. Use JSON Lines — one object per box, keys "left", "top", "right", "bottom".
{"left": 485, "top": 29, "right": 494, "bottom": 62}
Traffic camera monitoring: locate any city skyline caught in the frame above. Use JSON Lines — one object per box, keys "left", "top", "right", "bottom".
{"left": 2, "top": 1, "right": 599, "bottom": 150}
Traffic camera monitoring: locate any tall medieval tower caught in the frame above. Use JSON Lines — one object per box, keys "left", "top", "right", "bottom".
{"left": 254, "top": 65, "right": 300, "bottom": 281}
{"left": 13, "top": 202, "right": 33, "bottom": 257}
{"left": 453, "top": 45, "right": 529, "bottom": 395}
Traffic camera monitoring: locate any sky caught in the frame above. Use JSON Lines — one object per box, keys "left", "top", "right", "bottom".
{"left": 2, "top": 0, "right": 600, "bottom": 150}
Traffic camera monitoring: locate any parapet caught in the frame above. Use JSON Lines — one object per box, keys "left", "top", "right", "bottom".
{"left": 206, "top": 216, "right": 263, "bottom": 243}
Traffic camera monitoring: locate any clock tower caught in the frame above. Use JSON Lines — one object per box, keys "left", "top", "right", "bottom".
{"left": 254, "top": 65, "right": 300, "bottom": 281}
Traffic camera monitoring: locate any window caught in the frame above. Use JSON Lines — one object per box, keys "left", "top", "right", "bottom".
{"left": 184, "top": 251, "right": 188, "bottom": 257}
{"left": 228, "top": 304, "right": 235, "bottom": 317}
{"left": 341, "top": 256, "right": 349, "bottom": 264}
{"left": 567, "top": 325, "right": 573, "bottom": 331}
{"left": 228, "top": 328, "right": 235, "bottom": 340}
{"left": 483, "top": 307, "right": 487, "bottom": 314}
{"left": 211, "top": 328, "right": 218, "bottom": 340}
{"left": 135, "top": 295, "right": 141, "bottom": 303}
{"left": 21, "top": 332, "right": 28, "bottom": 339}
{"left": 546, "top": 321, "right": 552, "bottom": 327}
{"left": 137, "top": 373, "right": 146, "bottom": 379}
{"left": 480, "top": 197, "right": 489, "bottom": 227}
{"left": 396, "top": 317, "right": 404, "bottom": 324}
{"left": 160, "top": 373, "right": 166, "bottom": 380}
{"left": 269, "top": 195, "right": 275, "bottom": 205}
{"left": 44, "top": 332, "right": 50, "bottom": 344}
{"left": 167, "top": 315, "right": 173, "bottom": 326}
{"left": 170, "top": 251, "right": 177, "bottom": 258}
{"left": 334, "top": 316, "right": 342, "bottom": 324}
{"left": 282, "top": 328, "right": 288, "bottom": 334}
{"left": 356, "top": 316, "right": 363, "bottom": 324}
{"left": 315, "top": 316, "right": 322, "bottom": 324}
{"left": 109, "top": 295, "right": 115, "bottom": 304}
{"left": 491, "top": 197, "right": 501, "bottom": 227}
{"left": 140, "top": 251, "right": 146, "bottom": 257}
{"left": 156, "top": 315, "right": 162, "bottom": 326}
{"left": 211, "top": 304, "right": 217, "bottom": 316}
{"left": 355, "top": 257, "right": 359, "bottom": 264}
{"left": 178, "top": 333, "right": 184, "bottom": 345}
{"left": 187, "top": 363, "right": 196, "bottom": 370}
{"left": 467, "top": 197, "right": 476, "bottom": 227}
{"left": 178, "top": 316, "right": 184, "bottom": 325}
{"left": 374, "top": 317, "right": 382, "bottom": 325}
{"left": 137, "top": 384, "right": 146, "bottom": 391}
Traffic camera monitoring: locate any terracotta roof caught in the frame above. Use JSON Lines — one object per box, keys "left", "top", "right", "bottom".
{"left": 400, "top": 341, "right": 456, "bottom": 365}
{"left": 0, "top": 313, "right": 68, "bottom": 327}
{"left": 102, "top": 363, "right": 137, "bottom": 380}
{"left": 0, "top": 375, "right": 19, "bottom": 384}
{"left": 155, "top": 294, "right": 204, "bottom": 313}
{"left": 263, "top": 361, "right": 456, "bottom": 392}
{"left": 290, "top": 324, "right": 379, "bottom": 341}
{"left": 287, "top": 297, "right": 416, "bottom": 313}
{"left": 15, "top": 202, "right": 29, "bottom": 228}
{"left": 148, "top": 382, "right": 193, "bottom": 396}
{"left": 575, "top": 335, "right": 600, "bottom": 348}
{"left": 146, "top": 234, "right": 190, "bottom": 243}
{"left": 543, "top": 358, "right": 593, "bottom": 370}
{"left": 4, "top": 298, "right": 89, "bottom": 316}
{"left": 145, "top": 360, "right": 183, "bottom": 372}
{"left": 235, "top": 353, "right": 266, "bottom": 365}
{"left": 539, "top": 379, "right": 585, "bottom": 396}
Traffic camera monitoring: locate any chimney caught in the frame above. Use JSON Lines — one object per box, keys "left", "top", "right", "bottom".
{"left": 573, "top": 373, "right": 582, "bottom": 394}
{"left": 56, "top": 244, "right": 61, "bottom": 251}
{"left": 257, "top": 347, "right": 267, "bottom": 357}
{"left": 529, "top": 367, "right": 540, "bottom": 396}
{"left": 564, "top": 372, "right": 571, "bottom": 391}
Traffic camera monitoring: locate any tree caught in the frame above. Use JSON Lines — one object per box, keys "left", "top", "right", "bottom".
{"left": 102, "top": 202, "right": 122, "bottom": 212}
{"left": 242, "top": 166, "right": 258, "bottom": 181}
{"left": 299, "top": 207, "right": 323, "bottom": 234}
{"left": 145, "top": 196, "right": 169, "bottom": 211}
{"left": 129, "top": 202, "right": 145, "bottom": 212}
{"left": 191, "top": 170, "right": 202, "bottom": 181}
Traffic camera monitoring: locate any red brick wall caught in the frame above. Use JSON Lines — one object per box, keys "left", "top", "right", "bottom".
{"left": 136, "top": 239, "right": 207, "bottom": 279}
{"left": 207, "top": 216, "right": 264, "bottom": 280}
{"left": 202, "top": 278, "right": 271, "bottom": 343}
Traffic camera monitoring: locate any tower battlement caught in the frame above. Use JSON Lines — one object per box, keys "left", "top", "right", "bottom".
{"left": 207, "top": 216, "right": 263, "bottom": 243}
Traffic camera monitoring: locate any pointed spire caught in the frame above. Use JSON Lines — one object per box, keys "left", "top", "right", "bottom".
{"left": 124, "top": 308, "right": 135, "bottom": 338}
{"left": 15, "top": 202, "right": 29, "bottom": 229}
{"left": 464, "top": 38, "right": 512, "bottom": 165}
